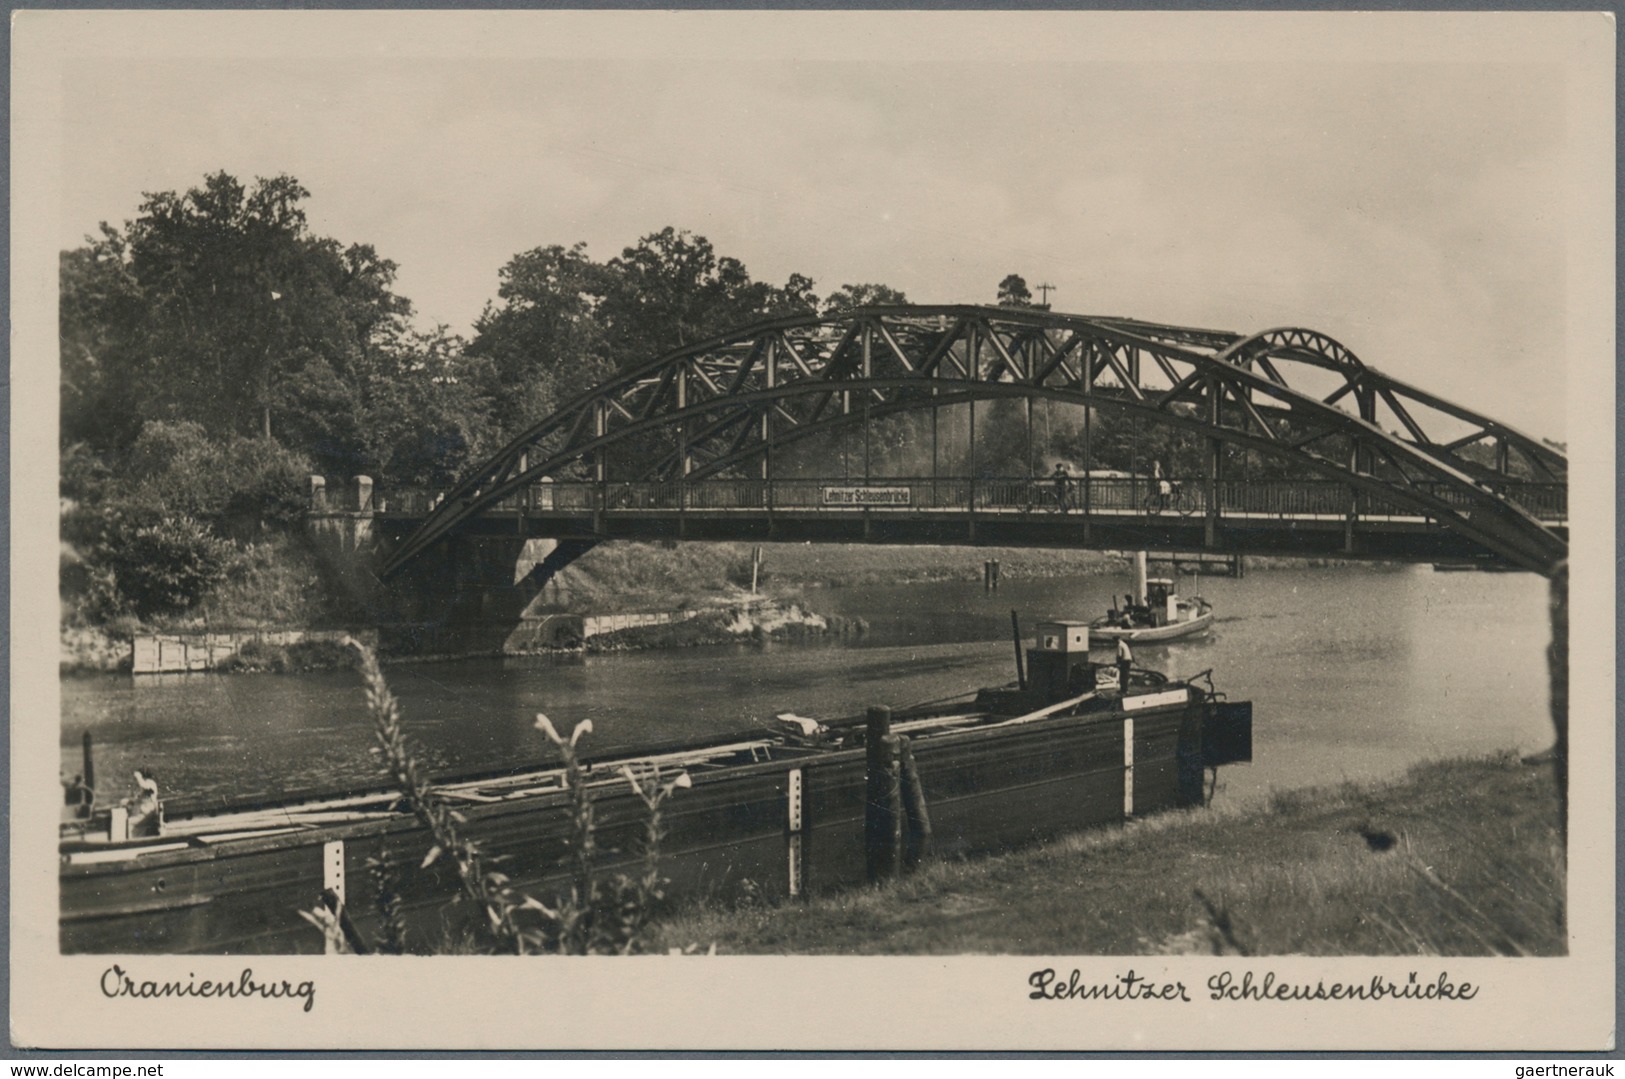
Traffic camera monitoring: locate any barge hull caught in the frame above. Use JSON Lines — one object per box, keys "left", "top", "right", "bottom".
{"left": 62, "top": 696, "right": 1218, "bottom": 955}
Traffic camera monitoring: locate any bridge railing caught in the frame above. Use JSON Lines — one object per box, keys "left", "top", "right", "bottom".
{"left": 373, "top": 476, "right": 1566, "bottom": 524}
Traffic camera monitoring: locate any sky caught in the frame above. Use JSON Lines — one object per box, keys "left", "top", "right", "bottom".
{"left": 43, "top": 11, "right": 1605, "bottom": 443}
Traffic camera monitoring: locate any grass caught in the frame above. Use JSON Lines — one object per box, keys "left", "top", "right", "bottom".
{"left": 749, "top": 543, "right": 1125, "bottom": 588}
{"left": 556, "top": 543, "right": 755, "bottom": 610}
{"left": 649, "top": 752, "right": 1564, "bottom": 956}
{"left": 558, "top": 541, "right": 1401, "bottom": 613}
{"left": 553, "top": 541, "right": 1126, "bottom": 615}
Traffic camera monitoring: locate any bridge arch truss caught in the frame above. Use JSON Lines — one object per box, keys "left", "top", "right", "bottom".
{"left": 383, "top": 306, "right": 1567, "bottom": 577}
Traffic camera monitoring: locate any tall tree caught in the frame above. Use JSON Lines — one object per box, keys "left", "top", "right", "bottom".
{"left": 349, "top": 323, "right": 499, "bottom": 486}
{"left": 997, "top": 273, "right": 1033, "bottom": 307}
{"left": 596, "top": 227, "right": 819, "bottom": 364}
{"left": 466, "top": 242, "right": 613, "bottom": 440}
{"left": 60, "top": 171, "right": 414, "bottom": 450}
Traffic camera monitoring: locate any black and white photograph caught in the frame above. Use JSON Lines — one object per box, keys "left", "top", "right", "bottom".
{"left": 11, "top": 9, "right": 1614, "bottom": 1052}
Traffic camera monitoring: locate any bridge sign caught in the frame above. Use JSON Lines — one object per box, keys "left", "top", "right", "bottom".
{"left": 821, "top": 485, "right": 911, "bottom": 507}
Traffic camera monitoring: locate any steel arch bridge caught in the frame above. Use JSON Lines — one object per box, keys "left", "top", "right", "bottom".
{"left": 380, "top": 306, "right": 1568, "bottom": 578}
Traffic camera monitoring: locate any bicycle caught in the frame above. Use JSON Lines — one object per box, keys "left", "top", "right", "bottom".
{"left": 1144, "top": 481, "right": 1195, "bottom": 517}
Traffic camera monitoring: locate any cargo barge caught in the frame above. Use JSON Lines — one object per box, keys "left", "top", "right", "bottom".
{"left": 60, "top": 620, "right": 1252, "bottom": 955}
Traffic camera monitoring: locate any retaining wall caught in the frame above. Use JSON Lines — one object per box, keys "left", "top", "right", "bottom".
{"left": 581, "top": 610, "right": 704, "bottom": 638}
{"left": 130, "top": 629, "right": 370, "bottom": 674}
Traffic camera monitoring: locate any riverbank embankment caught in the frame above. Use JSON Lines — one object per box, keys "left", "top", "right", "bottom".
{"left": 59, "top": 541, "right": 1401, "bottom": 673}
{"left": 650, "top": 752, "right": 1563, "bottom": 956}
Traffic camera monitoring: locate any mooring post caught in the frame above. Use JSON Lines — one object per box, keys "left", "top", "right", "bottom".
{"left": 864, "top": 706, "right": 903, "bottom": 882}
{"left": 1010, "top": 609, "right": 1027, "bottom": 690}
{"left": 81, "top": 731, "right": 95, "bottom": 804}
{"left": 899, "top": 736, "right": 933, "bottom": 868}
{"left": 882, "top": 732, "right": 903, "bottom": 880}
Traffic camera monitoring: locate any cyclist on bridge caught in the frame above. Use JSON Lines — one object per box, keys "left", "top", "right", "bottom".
{"left": 1051, "top": 463, "right": 1072, "bottom": 513}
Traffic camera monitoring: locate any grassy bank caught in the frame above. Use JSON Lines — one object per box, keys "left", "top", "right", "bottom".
{"left": 558, "top": 541, "right": 1400, "bottom": 612}
{"left": 545, "top": 542, "right": 1127, "bottom": 617}
{"left": 650, "top": 753, "right": 1564, "bottom": 956}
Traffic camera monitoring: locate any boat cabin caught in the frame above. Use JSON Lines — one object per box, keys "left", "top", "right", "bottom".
{"left": 1025, "top": 620, "right": 1120, "bottom": 700}
{"left": 1145, "top": 578, "right": 1179, "bottom": 627}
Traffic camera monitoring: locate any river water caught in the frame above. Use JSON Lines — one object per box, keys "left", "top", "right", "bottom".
{"left": 61, "top": 565, "right": 1554, "bottom": 811}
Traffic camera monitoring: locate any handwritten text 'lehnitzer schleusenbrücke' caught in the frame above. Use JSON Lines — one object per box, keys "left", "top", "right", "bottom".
{"left": 1028, "top": 968, "right": 1479, "bottom": 1003}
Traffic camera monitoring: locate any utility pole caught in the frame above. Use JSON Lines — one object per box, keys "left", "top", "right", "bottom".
{"left": 1035, "top": 282, "right": 1057, "bottom": 309}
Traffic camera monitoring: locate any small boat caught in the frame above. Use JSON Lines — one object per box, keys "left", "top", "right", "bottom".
{"left": 1091, "top": 585, "right": 1213, "bottom": 643}
{"left": 1090, "top": 554, "right": 1214, "bottom": 644}
{"left": 60, "top": 623, "right": 1252, "bottom": 955}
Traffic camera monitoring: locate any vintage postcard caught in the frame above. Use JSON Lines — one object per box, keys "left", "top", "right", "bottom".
{"left": 11, "top": 9, "right": 1615, "bottom": 1052}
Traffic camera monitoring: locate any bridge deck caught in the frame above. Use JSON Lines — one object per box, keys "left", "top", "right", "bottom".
{"left": 366, "top": 478, "right": 1565, "bottom": 566}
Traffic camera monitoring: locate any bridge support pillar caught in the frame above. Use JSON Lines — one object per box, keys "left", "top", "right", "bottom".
{"left": 305, "top": 476, "right": 380, "bottom": 614}
{"left": 375, "top": 533, "right": 596, "bottom": 656}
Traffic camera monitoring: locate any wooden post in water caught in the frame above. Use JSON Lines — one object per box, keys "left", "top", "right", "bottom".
{"left": 864, "top": 706, "right": 903, "bottom": 882}
{"left": 1010, "top": 609, "right": 1027, "bottom": 690}
{"left": 81, "top": 731, "right": 95, "bottom": 804}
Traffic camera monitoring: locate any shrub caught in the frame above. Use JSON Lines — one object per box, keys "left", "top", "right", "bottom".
{"left": 218, "top": 638, "right": 357, "bottom": 673}
{"left": 122, "top": 420, "right": 312, "bottom": 531}
{"left": 71, "top": 502, "right": 234, "bottom": 619}
{"left": 217, "top": 437, "right": 311, "bottom": 529}
{"left": 111, "top": 513, "right": 233, "bottom": 617}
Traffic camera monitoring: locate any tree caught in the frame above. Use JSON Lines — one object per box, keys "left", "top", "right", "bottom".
{"left": 60, "top": 235, "right": 146, "bottom": 449}
{"left": 60, "top": 172, "right": 414, "bottom": 451}
{"left": 821, "top": 283, "right": 908, "bottom": 315}
{"left": 596, "top": 227, "right": 818, "bottom": 364}
{"left": 471, "top": 229, "right": 832, "bottom": 444}
{"left": 997, "top": 274, "right": 1033, "bottom": 307}
{"left": 351, "top": 324, "right": 500, "bottom": 487}
{"left": 466, "top": 243, "right": 614, "bottom": 441}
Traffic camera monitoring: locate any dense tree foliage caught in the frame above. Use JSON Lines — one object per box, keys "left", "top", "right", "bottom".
{"left": 469, "top": 229, "right": 841, "bottom": 443}
{"left": 60, "top": 171, "right": 925, "bottom": 623}
{"left": 59, "top": 173, "right": 504, "bottom": 622}
{"left": 821, "top": 282, "right": 908, "bottom": 314}
{"left": 61, "top": 172, "right": 497, "bottom": 482}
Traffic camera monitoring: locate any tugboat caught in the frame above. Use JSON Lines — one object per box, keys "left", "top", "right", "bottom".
{"left": 1091, "top": 553, "right": 1215, "bottom": 644}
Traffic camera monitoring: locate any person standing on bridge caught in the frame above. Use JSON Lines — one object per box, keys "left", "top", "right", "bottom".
{"left": 1051, "top": 463, "right": 1072, "bottom": 513}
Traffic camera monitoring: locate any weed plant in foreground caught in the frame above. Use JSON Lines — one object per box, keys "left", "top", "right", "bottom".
{"left": 649, "top": 753, "right": 1564, "bottom": 956}
{"left": 305, "top": 641, "right": 691, "bottom": 955}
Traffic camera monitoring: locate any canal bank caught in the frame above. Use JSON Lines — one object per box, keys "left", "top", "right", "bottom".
{"left": 58, "top": 541, "right": 1396, "bottom": 673}
{"left": 649, "top": 751, "right": 1563, "bottom": 956}
{"left": 59, "top": 595, "right": 860, "bottom": 673}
